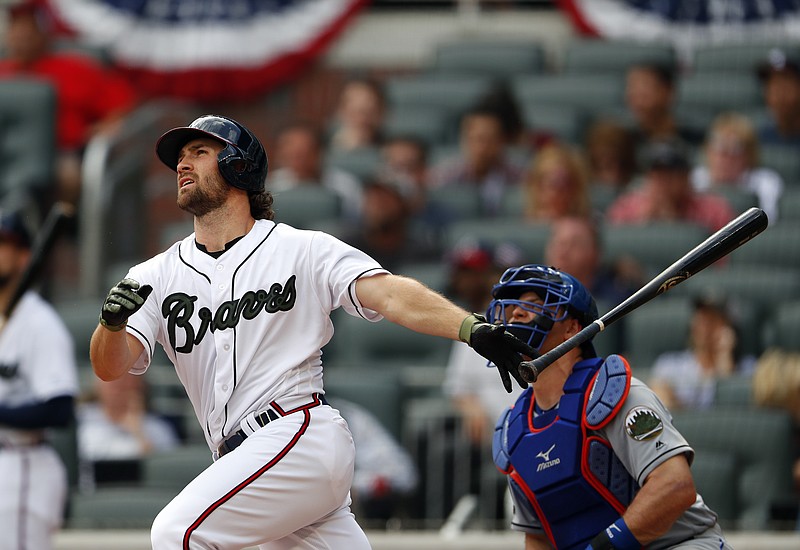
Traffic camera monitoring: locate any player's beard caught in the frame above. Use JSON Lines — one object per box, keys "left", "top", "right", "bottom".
{"left": 177, "top": 172, "right": 231, "bottom": 217}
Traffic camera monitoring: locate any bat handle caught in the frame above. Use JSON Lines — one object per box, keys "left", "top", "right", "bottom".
{"left": 518, "top": 321, "right": 604, "bottom": 383}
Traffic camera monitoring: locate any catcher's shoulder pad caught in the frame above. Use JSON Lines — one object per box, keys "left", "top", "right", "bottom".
{"left": 493, "top": 387, "right": 532, "bottom": 473}
{"left": 585, "top": 354, "right": 632, "bottom": 429}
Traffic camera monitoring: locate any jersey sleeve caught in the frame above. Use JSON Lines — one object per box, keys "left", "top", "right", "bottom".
{"left": 309, "top": 231, "right": 388, "bottom": 321}
{"left": 600, "top": 379, "right": 694, "bottom": 486}
{"left": 26, "top": 301, "right": 79, "bottom": 400}
{"left": 124, "top": 260, "right": 164, "bottom": 374}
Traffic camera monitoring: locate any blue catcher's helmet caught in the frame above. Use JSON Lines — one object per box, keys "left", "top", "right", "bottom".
{"left": 487, "top": 264, "right": 599, "bottom": 357}
{"left": 155, "top": 114, "right": 268, "bottom": 192}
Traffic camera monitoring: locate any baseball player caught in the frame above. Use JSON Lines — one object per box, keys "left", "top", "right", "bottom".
{"left": 89, "top": 114, "right": 535, "bottom": 549}
{"left": 489, "top": 265, "right": 732, "bottom": 550}
{"left": 0, "top": 210, "right": 78, "bottom": 550}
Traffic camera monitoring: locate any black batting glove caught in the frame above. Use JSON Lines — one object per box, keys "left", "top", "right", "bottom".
{"left": 100, "top": 278, "right": 153, "bottom": 332}
{"left": 459, "top": 313, "right": 536, "bottom": 393}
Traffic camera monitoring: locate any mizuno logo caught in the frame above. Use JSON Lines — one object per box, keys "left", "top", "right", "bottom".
{"left": 536, "top": 444, "right": 556, "bottom": 462}
{"left": 536, "top": 444, "right": 560, "bottom": 472}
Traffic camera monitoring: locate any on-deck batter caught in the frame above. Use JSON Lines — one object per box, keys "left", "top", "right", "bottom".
{"left": 89, "top": 115, "right": 536, "bottom": 549}
{"left": 0, "top": 211, "right": 78, "bottom": 550}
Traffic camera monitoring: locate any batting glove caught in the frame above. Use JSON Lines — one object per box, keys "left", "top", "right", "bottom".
{"left": 100, "top": 278, "right": 153, "bottom": 332}
{"left": 459, "top": 313, "right": 536, "bottom": 393}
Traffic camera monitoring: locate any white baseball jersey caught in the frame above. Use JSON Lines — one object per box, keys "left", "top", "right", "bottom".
{"left": 0, "top": 291, "right": 79, "bottom": 550}
{"left": 124, "top": 219, "right": 387, "bottom": 549}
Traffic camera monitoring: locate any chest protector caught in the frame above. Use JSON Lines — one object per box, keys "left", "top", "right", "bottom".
{"left": 493, "top": 355, "right": 637, "bottom": 550}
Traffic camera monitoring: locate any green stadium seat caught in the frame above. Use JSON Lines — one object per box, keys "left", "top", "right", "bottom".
{"left": 323, "top": 146, "right": 381, "bottom": 182}
{"left": 760, "top": 144, "right": 800, "bottom": 185}
{"left": 444, "top": 219, "right": 551, "bottom": 264}
{"left": 688, "top": 450, "right": 738, "bottom": 529}
{"left": 427, "top": 185, "right": 484, "bottom": 220}
{"left": 764, "top": 300, "right": 800, "bottom": 352}
{"left": 384, "top": 105, "right": 452, "bottom": 146}
{"left": 562, "top": 39, "right": 675, "bottom": 74}
{"left": 676, "top": 72, "right": 762, "bottom": 112}
{"left": 384, "top": 74, "right": 494, "bottom": 116}
{"left": 672, "top": 407, "right": 794, "bottom": 530}
{"left": 271, "top": 186, "right": 342, "bottom": 229}
{"left": 66, "top": 487, "right": 177, "bottom": 529}
{"left": 715, "top": 374, "right": 754, "bottom": 408}
{"left": 394, "top": 261, "right": 448, "bottom": 294}
{"left": 431, "top": 40, "right": 546, "bottom": 78}
{"left": 601, "top": 222, "right": 710, "bottom": 276}
{"left": 706, "top": 187, "right": 760, "bottom": 216}
{"left": 54, "top": 297, "right": 106, "bottom": 365}
{"left": 511, "top": 74, "right": 625, "bottom": 112}
{"left": 778, "top": 188, "right": 800, "bottom": 221}
{"left": 521, "top": 104, "right": 588, "bottom": 145}
{"left": 0, "top": 79, "right": 57, "bottom": 210}
{"left": 728, "top": 222, "right": 800, "bottom": 268}
{"left": 692, "top": 43, "right": 800, "bottom": 73}
{"left": 141, "top": 445, "right": 212, "bottom": 490}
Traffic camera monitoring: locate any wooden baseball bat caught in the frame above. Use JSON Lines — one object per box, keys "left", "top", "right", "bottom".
{"left": 518, "top": 207, "right": 769, "bottom": 383}
{"left": 2, "top": 201, "right": 75, "bottom": 322}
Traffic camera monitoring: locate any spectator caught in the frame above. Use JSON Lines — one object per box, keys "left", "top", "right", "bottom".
{"left": 268, "top": 122, "right": 363, "bottom": 221}
{"left": 0, "top": 208, "right": 78, "bottom": 550}
{"left": 606, "top": 138, "right": 735, "bottom": 233}
{"left": 521, "top": 142, "right": 592, "bottom": 222}
{"left": 77, "top": 372, "right": 180, "bottom": 464}
{"left": 756, "top": 48, "right": 800, "bottom": 147}
{"left": 543, "top": 216, "right": 642, "bottom": 309}
{"left": 624, "top": 62, "right": 702, "bottom": 152}
{"left": 0, "top": 1, "right": 137, "bottom": 208}
{"left": 334, "top": 398, "right": 417, "bottom": 527}
{"left": 585, "top": 118, "right": 638, "bottom": 192}
{"left": 329, "top": 77, "right": 386, "bottom": 152}
{"left": 429, "top": 106, "right": 525, "bottom": 216}
{"left": 650, "top": 296, "right": 756, "bottom": 411}
{"left": 341, "top": 174, "right": 440, "bottom": 272}
{"left": 691, "top": 112, "right": 784, "bottom": 222}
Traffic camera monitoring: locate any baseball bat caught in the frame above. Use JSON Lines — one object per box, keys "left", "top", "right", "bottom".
{"left": 2, "top": 201, "right": 75, "bottom": 322}
{"left": 518, "top": 207, "right": 769, "bottom": 383}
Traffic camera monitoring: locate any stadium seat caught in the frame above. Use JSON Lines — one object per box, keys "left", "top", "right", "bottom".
{"left": 778, "top": 188, "right": 800, "bottom": 221}
{"left": 384, "top": 74, "right": 495, "bottom": 116}
{"left": 672, "top": 407, "right": 795, "bottom": 530}
{"left": 728, "top": 222, "right": 800, "bottom": 268}
{"left": 55, "top": 297, "right": 107, "bottom": 367}
{"left": 0, "top": 79, "right": 57, "bottom": 210}
{"left": 383, "top": 104, "right": 452, "bottom": 146}
{"left": 759, "top": 144, "right": 800, "bottom": 185}
{"left": 66, "top": 487, "right": 177, "bottom": 529}
{"left": 427, "top": 185, "right": 484, "bottom": 220}
{"left": 688, "top": 450, "right": 738, "bottom": 528}
{"left": 676, "top": 72, "right": 762, "bottom": 112}
{"left": 431, "top": 40, "right": 546, "bottom": 79}
{"left": 394, "top": 260, "right": 448, "bottom": 294}
{"left": 271, "top": 186, "right": 342, "bottom": 230}
{"left": 562, "top": 39, "right": 675, "bottom": 74}
{"left": 764, "top": 300, "right": 800, "bottom": 352}
{"left": 444, "top": 219, "right": 551, "bottom": 264}
{"left": 511, "top": 74, "right": 626, "bottom": 112}
{"left": 692, "top": 43, "right": 800, "bottom": 73}
{"left": 141, "top": 445, "right": 212, "bottom": 490}
{"left": 706, "top": 187, "right": 759, "bottom": 216}
{"left": 715, "top": 374, "right": 755, "bottom": 408}
{"left": 520, "top": 103, "right": 589, "bottom": 145}
{"left": 323, "top": 146, "right": 381, "bottom": 182}
{"left": 600, "top": 222, "right": 710, "bottom": 276}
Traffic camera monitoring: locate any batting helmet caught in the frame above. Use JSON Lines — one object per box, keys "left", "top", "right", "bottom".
{"left": 0, "top": 210, "right": 32, "bottom": 249}
{"left": 156, "top": 115, "right": 268, "bottom": 192}
{"left": 487, "top": 264, "right": 598, "bottom": 356}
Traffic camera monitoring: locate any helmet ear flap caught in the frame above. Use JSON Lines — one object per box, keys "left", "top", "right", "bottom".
{"left": 217, "top": 145, "right": 255, "bottom": 190}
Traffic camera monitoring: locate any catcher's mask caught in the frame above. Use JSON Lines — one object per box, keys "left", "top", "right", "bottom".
{"left": 487, "top": 264, "right": 599, "bottom": 357}
{"left": 156, "top": 114, "right": 268, "bottom": 192}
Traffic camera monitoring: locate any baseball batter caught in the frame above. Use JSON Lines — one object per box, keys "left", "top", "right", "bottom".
{"left": 0, "top": 211, "right": 78, "bottom": 550}
{"left": 89, "top": 114, "right": 535, "bottom": 549}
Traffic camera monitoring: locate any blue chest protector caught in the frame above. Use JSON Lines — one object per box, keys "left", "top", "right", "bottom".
{"left": 493, "top": 355, "right": 638, "bottom": 550}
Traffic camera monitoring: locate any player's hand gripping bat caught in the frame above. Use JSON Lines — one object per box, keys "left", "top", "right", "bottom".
{"left": 518, "top": 207, "right": 769, "bottom": 383}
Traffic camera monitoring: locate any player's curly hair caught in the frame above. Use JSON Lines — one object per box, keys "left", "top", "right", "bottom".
{"left": 249, "top": 189, "right": 274, "bottom": 220}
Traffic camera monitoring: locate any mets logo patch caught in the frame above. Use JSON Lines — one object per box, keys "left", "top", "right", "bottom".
{"left": 624, "top": 407, "right": 663, "bottom": 441}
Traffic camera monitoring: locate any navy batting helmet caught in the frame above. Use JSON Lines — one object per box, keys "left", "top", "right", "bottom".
{"left": 0, "top": 210, "right": 32, "bottom": 249}
{"left": 156, "top": 115, "right": 268, "bottom": 192}
{"left": 487, "top": 264, "right": 598, "bottom": 356}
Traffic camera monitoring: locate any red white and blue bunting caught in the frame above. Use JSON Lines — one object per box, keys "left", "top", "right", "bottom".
{"left": 44, "top": 0, "right": 368, "bottom": 102}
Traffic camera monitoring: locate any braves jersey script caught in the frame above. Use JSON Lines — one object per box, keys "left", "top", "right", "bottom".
{"left": 509, "top": 378, "right": 719, "bottom": 549}
{"left": 124, "top": 219, "right": 387, "bottom": 451}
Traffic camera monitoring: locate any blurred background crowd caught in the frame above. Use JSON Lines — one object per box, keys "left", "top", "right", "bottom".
{"left": 0, "top": 0, "right": 799, "bottom": 539}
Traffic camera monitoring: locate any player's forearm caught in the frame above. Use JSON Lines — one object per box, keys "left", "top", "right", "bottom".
{"left": 621, "top": 455, "right": 697, "bottom": 544}
{"left": 525, "top": 533, "right": 553, "bottom": 550}
{"left": 356, "top": 274, "right": 468, "bottom": 340}
{"left": 89, "top": 325, "right": 139, "bottom": 381}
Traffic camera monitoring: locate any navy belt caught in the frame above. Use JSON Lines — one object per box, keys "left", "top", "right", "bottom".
{"left": 217, "top": 393, "right": 328, "bottom": 458}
